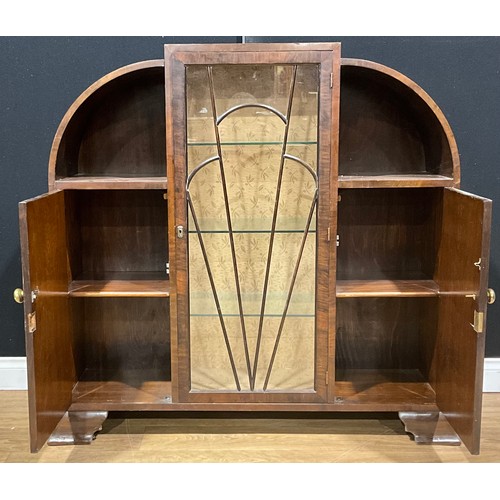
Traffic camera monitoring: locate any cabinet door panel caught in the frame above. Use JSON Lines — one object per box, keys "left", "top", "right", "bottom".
{"left": 167, "top": 45, "right": 339, "bottom": 403}
{"left": 19, "top": 191, "right": 76, "bottom": 452}
{"left": 433, "top": 188, "right": 492, "bottom": 454}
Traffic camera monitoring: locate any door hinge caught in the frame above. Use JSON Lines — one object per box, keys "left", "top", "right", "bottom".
{"left": 325, "top": 371, "right": 329, "bottom": 385}
{"left": 336, "top": 234, "right": 340, "bottom": 247}
{"left": 28, "top": 312, "right": 36, "bottom": 334}
{"left": 330, "top": 73, "right": 333, "bottom": 88}
{"left": 166, "top": 262, "right": 170, "bottom": 275}
{"left": 472, "top": 310, "right": 484, "bottom": 333}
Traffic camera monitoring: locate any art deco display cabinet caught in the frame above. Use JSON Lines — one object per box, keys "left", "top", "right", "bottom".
{"left": 14, "top": 43, "right": 495, "bottom": 454}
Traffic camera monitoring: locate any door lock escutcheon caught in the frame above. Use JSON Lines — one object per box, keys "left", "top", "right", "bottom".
{"left": 176, "top": 225, "right": 184, "bottom": 239}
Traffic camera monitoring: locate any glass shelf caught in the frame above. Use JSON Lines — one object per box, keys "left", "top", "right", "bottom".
{"left": 187, "top": 218, "right": 316, "bottom": 234}
{"left": 189, "top": 229, "right": 316, "bottom": 234}
{"left": 189, "top": 291, "right": 314, "bottom": 318}
{"left": 188, "top": 141, "right": 317, "bottom": 146}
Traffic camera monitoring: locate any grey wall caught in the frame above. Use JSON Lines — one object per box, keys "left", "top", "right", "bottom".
{"left": 1, "top": 36, "right": 499, "bottom": 357}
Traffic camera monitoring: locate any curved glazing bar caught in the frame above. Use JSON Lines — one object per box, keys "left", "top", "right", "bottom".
{"left": 283, "top": 153, "right": 318, "bottom": 186}
{"left": 216, "top": 103, "right": 287, "bottom": 126}
{"left": 186, "top": 155, "right": 220, "bottom": 190}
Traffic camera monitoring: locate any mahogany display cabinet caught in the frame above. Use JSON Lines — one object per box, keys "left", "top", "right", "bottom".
{"left": 14, "top": 43, "right": 495, "bottom": 454}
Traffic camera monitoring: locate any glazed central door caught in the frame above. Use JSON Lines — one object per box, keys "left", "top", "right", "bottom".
{"left": 167, "top": 45, "right": 339, "bottom": 403}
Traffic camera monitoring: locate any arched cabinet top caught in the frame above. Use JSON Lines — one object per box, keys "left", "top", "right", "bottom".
{"left": 48, "top": 54, "right": 460, "bottom": 190}
{"left": 339, "top": 58, "right": 460, "bottom": 186}
{"left": 48, "top": 59, "right": 165, "bottom": 191}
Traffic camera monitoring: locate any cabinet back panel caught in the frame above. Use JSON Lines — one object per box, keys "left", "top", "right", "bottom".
{"left": 339, "top": 66, "right": 453, "bottom": 177}
{"left": 335, "top": 297, "right": 434, "bottom": 370}
{"left": 74, "top": 190, "right": 168, "bottom": 277}
{"left": 80, "top": 297, "right": 170, "bottom": 377}
{"left": 337, "top": 188, "right": 440, "bottom": 280}
{"left": 56, "top": 68, "right": 166, "bottom": 178}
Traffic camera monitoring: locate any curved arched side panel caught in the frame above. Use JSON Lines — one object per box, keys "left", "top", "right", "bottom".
{"left": 48, "top": 60, "right": 165, "bottom": 191}
{"left": 340, "top": 58, "right": 460, "bottom": 187}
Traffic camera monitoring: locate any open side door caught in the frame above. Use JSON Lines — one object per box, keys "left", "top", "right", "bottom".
{"left": 19, "top": 190, "right": 76, "bottom": 452}
{"left": 433, "top": 188, "right": 492, "bottom": 455}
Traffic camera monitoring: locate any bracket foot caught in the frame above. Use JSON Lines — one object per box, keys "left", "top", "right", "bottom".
{"left": 399, "top": 411, "right": 461, "bottom": 446}
{"left": 47, "top": 411, "right": 108, "bottom": 446}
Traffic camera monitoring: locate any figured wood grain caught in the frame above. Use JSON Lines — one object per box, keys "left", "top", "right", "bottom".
{"left": 335, "top": 369, "right": 436, "bottom": 406}
{"left": 54, "top": 176, "right": 167, "bottom": 190}
{"left": 430, "top": 188, "right": 492, "bottom": 454}
{"left": 336, "top": 280, "right": 439, "bottom": 297}
{"left": 76, "top": 190, "right": 168, "bottom": 276}
{"left": 19, "top": 191, "right": 77, "bottom": 452}
{"left": 337, "top": 188, "right": 440, "bottom": 280}
{"left": 69, "top": 272, "right": 170, "bottom": 297}
{"left": 335, "top": 297, "right": 430, "bottom": 370}
{"left": 327, "top": 44, "right": 342, "bottom": 400}
{"left": 338, "top": 174, "right": 453, "bottom": 188}
{"left": 72, "top": 370, "right": 172, "bottom": 407}
{"left": 81, "top": 297, "right": 170, "bottom": 376}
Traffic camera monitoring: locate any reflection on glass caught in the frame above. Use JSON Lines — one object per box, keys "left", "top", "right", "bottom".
{"left": 187, "top": 64, "right": 319, "bottom": 392}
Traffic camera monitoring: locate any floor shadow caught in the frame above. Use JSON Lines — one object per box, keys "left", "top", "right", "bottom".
{"left": 99, "top": 411, "right": 407, "bottom": 436}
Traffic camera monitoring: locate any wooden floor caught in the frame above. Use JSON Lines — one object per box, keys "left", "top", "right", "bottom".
{"left": 1, "top": 391, "right": 500, "bottom": 463}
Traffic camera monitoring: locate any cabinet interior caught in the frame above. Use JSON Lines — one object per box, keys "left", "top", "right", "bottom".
{"left": 335, "top": 187, "right": 444, "bottom": 404}
{"left": 339, "top": 65, "right": 454, "bottom": 179}
{"left": 66, "top": 190, "right": 168, "bottom": 282}
{"left": 61, "top": 190, "right": 171, "bottom": 407}
{"left": 55, "top": 66, "right": 166, "bottom": 180}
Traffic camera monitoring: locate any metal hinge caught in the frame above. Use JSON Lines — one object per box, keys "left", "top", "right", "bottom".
{"left": 472, "top": 310, "right": 484, "bottom": 333}
{"left": 336, "top": 235, "right": 340, "bottom": 247}
{"left": 28, "top": 312, "right": 36, "bottom": 334}
{"left": 166, "top": 262, "right": 170, "bottom": 275}
{"left": 330, "top": 73, "right": 333, "bottom": 88}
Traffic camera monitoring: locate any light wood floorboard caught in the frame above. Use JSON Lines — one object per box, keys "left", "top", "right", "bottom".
{"left": 1, "top": 391, "right": 500, "bottom": 462}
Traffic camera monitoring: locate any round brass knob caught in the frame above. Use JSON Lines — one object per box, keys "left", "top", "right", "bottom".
{"left": 13, "top": 288, "right": 24, "bottom": 304}
{"left": 487, "top": 288, "right": 496, "bottom": 305}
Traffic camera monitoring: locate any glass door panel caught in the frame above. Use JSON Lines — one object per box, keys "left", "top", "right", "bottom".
{"left": 186, "top": 63, "right": 319, "bottom": 392}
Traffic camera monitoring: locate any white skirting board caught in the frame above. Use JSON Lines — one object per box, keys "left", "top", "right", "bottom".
{"left": 483, "top": 358, "right": 500, "bottom": 392}
{"left": 0, "top": 357, "right": 27, "bottom": 390}
{"left": 1, "top": 357, "right": 500, "bottom": 392}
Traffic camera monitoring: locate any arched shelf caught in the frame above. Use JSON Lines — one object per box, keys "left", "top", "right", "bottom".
{"left": 339, "top": 58, "right": 460, "bottom": 188}
{"left": 48, "top": 59, "right": 167, "bottom": 191}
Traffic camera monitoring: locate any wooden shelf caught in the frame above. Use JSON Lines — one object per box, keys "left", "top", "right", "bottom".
{"left": 54, "top": 176, "right": 168, "bottom": 190}
{"left": 69, "top": 272, "right": 170, "bottom": 297}
{"left": 336, "top": 279, "right": 439, "bottom": 298}
{"left": 338, "top": 174, "right": 454, "bottom": 188}
{"left": 334, "top": 369, "right": 436, "bottom": 406}
{"left": 71, "top": 369, "right": 172, "bottom": 410}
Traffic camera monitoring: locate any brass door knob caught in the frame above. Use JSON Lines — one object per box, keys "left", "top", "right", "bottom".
{"left": 487, "top": 288, "right": 496, "bottom": 305}
{"left": 13, "top": 288, "right": 24, "bottom": 304}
